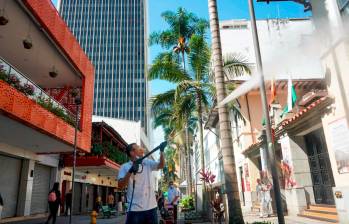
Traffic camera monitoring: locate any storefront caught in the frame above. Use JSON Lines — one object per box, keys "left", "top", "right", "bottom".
{"left": 0, "top": 154, "right": 22, "bottom": 218}
{"left": 60, "top": 156, "right": 120, "bottom": 214}
{"left": 276, "top": 96, "right": 339, "bottom": 221}
{"left": 30, "top": 164, "right": 53, "bottom": 215}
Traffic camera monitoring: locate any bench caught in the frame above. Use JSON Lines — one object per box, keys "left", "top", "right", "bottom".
{"left": 100, "top": 205, "right": 117, "bottom": 218}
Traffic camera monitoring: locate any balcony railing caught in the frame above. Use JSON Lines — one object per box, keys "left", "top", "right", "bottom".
{"left": 0, "top": 57, "right": 77, "bottom": 126}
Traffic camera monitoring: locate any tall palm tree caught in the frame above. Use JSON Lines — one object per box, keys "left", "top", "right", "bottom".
{"left": 151, "top": 88, "right": 197, "bottom": 194}
{"left": 207, "top": 0, "right": 244, "bottom": 223}
{"left": 150, "top": 9, "right": 209, "bottom": 195}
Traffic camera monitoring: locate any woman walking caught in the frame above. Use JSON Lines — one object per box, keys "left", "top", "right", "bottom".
{"left": 46, "top": 182, "right": 61, "bottom": 224}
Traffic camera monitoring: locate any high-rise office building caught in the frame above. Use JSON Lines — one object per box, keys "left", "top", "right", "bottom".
{"left": 58, "top": 0, "right": 149, "bottom": 130}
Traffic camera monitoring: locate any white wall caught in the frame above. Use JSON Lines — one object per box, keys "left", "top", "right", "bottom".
{"left": 220, "top": 18, "right": 323, "bottom": 80}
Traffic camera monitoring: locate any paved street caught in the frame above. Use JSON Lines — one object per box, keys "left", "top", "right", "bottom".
{"left": 2, "top": 215, "right": 126, "bottom": 224}
{"left": 2, "top": 212, "right": 334, "bottom": 224}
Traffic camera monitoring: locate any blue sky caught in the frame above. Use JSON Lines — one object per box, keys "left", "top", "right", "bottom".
{"left": 51, "top": 0, "right": 309, "bottom": 146}
{"left": 148, "top": 0, "right": 310, "bottom": 96}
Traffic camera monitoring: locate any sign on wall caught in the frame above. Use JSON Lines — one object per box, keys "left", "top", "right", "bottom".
{"left": 329, "top": 118, "right": 349, "bottom": 174}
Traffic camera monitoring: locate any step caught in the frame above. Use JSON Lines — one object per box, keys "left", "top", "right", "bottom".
{"left": 304, "top": 209, "right": 337, "bottom": 216}
{"left": 299, "top": 210, "right": 339, "bottom": 223}
{"left": 309, "top": 204, "right": 337, "bottom": 213}
{"left": 298, "top": 214, "right": 338, "bottom": 223}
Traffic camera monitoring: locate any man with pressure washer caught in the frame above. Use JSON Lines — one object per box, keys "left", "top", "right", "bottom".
{"left": 118, "top": 142, "right": 166, "bottom": 224}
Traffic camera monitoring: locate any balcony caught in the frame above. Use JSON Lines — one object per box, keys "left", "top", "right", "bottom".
{"left": 0, "top": 0, "right": 94, "bottom": 154}
{"left": 0, "top": 57, "right": 77, "bottom": 126}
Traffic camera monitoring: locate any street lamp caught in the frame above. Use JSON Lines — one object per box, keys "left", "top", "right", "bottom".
{"left": 69, "top": 97, "right": 81, "bottom": 224}
{"left": 247, "top": 0, "right": 285, "bottom": 223}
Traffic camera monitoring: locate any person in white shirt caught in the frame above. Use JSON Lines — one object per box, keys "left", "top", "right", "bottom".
{"left": 118, "top": 143, "right": 165, "bottom": 224}
{"left": 167, "top": 181, "right": 180, "bottom": 221}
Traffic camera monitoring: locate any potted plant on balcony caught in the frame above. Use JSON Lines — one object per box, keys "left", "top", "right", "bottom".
{"left": 7, "top": 74, "right": 20, "bottom": 88}
{"left": 22, "top": 83, "right": 35, "bottom": 96}
{"left": 0, "top": 65, "right": 7, "bottom": 81}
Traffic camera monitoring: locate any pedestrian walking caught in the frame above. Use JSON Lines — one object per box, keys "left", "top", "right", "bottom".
{"left": 107, "top": 192, "right": 115, "bottom": 209}
{"left": 45, "top": 182, "right": 61, "bottom": 224}
{"left": 65, "top": 189, "right": 72, "bottom": 216}
{"left": 118, "top": 142, "right": 166, "bottom": 224}
{"left": 258, "top": 171, "right": 273, "bottom": 218}
{"left": 95, "top": 195, "right": 102, "bottom": 212}
{"left": 167, "top": 181, "right": 180, "bottom": 222}
{"left": 0, "top": 192, "right": 4, "bottom": 220}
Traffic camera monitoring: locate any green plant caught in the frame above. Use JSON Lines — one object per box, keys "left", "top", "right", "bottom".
{"left": 0, "top": 65, "right": 7, "bottom": 81}
{"left": 179, "top": 195, "right": 195, "bottom": 211}
{"left": 91, "top": 142, "right": 128, "bottom": 164}
{"left": 91, "top": 143, "right": 103, "bottom": 156}
{"left": 36, "top": 96, "right": 75, "bottom": 126}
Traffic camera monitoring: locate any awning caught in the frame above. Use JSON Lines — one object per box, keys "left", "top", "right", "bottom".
{"left": 64, "top": 156, "right": 121, "bottom": 177}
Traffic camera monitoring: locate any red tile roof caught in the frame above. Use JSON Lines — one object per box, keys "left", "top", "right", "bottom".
{"left": 279, "top": 96, "right": 331, "bottom": 129}
{"left": 242, "top": 140, "right": 263, "bottom": 155}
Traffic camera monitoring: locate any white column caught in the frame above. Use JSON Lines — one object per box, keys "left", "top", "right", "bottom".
{"left": 17, "top": 159, "right": 35, "bottom": 216}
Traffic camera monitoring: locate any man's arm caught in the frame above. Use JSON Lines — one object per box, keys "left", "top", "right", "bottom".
{"left": 158, "top": 151, "right": 165, "bottom": 169}
{"left": 118, "top": 172, "right": 132, "bottom": 189}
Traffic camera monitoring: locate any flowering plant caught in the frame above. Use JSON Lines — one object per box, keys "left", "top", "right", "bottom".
{"left": 199, "top": 169, "right": 216, "bottom": 185}
{"left": 8, "top": 74, "right": 20, "bottom": 87}
{"left": 0, "top": 65, "right": 7, "bottom": 81}
{"left": 22, "top": 83, "right": 35, "bottom": 96}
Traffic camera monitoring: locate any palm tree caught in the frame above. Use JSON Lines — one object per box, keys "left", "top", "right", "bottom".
{"left": 151, "top": 88, "right": 197, "bottom": 195}
{"left": 149, "top": 7, "right": 208, "bottom": 70}
{"left": 150, "top": 9, "right": 209, "bottom": 195}
{"left": 207, "top": 0, "right": 244, "bottom": 223}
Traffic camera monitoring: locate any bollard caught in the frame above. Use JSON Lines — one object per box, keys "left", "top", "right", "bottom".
{"left": 90, "top": 210, "right": 97, "bottom": 224}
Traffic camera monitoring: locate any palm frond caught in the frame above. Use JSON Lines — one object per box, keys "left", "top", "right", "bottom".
{"left": 150, "top": 89, "right": 175, "bottom": 114}
{"left": 188, "top": 35, "right": 210, "bottom": 81}
{"left": 148, "top": 52, "right": 191, "bottom": 83}
{"left": 149, "top": 30, "right": 178, "bottom": 48}
{"left": 223, "top": 54, "right": 251, "bottom": 79}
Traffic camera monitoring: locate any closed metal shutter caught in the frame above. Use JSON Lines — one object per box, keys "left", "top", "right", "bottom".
{"left": 0, "top": 154, "right": 21, "bottom": 218}
{"left": 30, "top": 164, "right": 51, "bottom": 214}
{"left": 87, "top": 185, "right": 94, "bottom": 211}
{"left": 73, "top": 182, "right": 82, "bottom": 214}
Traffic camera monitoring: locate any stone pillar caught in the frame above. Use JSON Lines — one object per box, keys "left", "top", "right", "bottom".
{"left": 280, "top": 134, "right": 315, "bottom": 215}
{"left": 17, "top": 159, "right": 35, "bottom": 216}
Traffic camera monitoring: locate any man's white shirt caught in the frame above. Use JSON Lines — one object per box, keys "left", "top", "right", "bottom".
{"left": 118, "top": 159, "right": 159, "bottom": 212}
{"left": 167, "top": 186, "right": 180, "bottom": 205}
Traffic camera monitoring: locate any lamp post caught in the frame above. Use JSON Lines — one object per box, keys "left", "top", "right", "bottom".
{"left": 69, "top": 97, "right": 81, "bottom": 224}
{"left": 247, "top": 0, "right": 285, "bottom": 223}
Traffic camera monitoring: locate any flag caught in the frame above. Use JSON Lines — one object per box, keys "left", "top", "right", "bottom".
{"left": 269, "top": 78, "right": 277, "bottom": 105}
{"left": 281, "top": 76, "right": 297, "bottom": 117}
{"left": 262, "top": 78, "right": 277, "bottom": 126}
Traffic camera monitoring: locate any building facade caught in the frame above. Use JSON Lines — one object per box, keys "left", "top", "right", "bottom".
{"left": 207, "top": 1, "right": 349, "bottom": 223}
{"left": 60, "top": 121, "right": 128, "bottom": 215}
{"left": 58, "top": 0, "right": 149, "bottom": 132}
{"left": 0, "top": 0, "right": 94, "bottom": 219}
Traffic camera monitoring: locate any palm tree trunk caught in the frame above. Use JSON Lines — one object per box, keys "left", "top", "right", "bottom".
{"left": 185, "top": 123, "right": 193, "bottom": 195}
{"left": 181, "top": 50, "right": 193, "bottom": 195}
{"left": 196, "top": 91, "right": 205, "bottom": 182}
{"left": 207, "top": 0, "right": 244, "bottom": 223}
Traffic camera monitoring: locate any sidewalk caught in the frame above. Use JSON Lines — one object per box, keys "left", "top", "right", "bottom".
{"left": 243, "top": 212, "right": 334, "bottom": 224}
{"left": 0, "top": 214, "right": 126, "bottom": 224}
{"left": 1, "top": 212, "right": 335, "bottom": 224}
